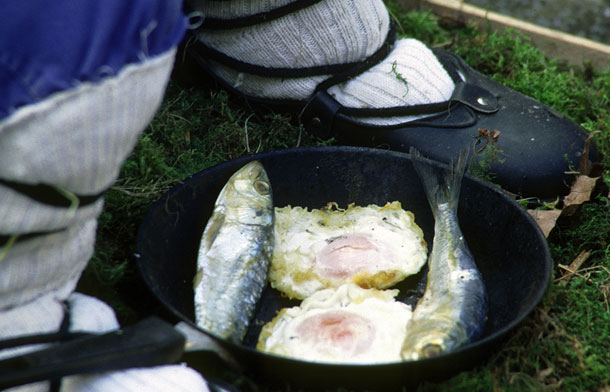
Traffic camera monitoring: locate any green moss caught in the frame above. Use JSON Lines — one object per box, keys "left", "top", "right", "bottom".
{"left": 386, "top": 5, "right": 454, "bottom": 47}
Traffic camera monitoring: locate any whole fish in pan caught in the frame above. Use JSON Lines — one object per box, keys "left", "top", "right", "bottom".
{"left": 194, "top": 160, "right": 274, "bottom": 343}
{"left": 401, "top": 148, "right": 487, "bottom": 360}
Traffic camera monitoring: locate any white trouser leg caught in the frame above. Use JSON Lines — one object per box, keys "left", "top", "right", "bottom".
{"left": 0, "top": 49, "right": 208, "bottom": 392}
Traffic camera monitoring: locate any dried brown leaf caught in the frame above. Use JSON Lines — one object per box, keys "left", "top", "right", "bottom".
{"left": 527, "top": 171, "right": 599, "bottom": 236}
{"left": 523, "top": 132, "right": 599, "bottom": 236}
{"left": 528, "top": 209, "right": 562, "bottom": 238}
{"left": 562, "top": 175, "right": 600, "bottom": 216}
{"left": 578, "top": 130, "right": 601, "bottom": 176}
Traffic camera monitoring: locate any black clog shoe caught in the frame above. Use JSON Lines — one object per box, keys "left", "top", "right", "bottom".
{"left": 299, "top": 48, "right": 600, "bottom": 199}
{"left": 180, "top": 18, "right": 600, "bottom": 200}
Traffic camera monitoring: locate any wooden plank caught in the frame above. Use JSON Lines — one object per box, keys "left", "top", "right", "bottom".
{"left": 395, "top": 0, "right": 610, "bottom": 69}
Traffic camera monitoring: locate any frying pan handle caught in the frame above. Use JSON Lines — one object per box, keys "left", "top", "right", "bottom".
{"left": 174, "top": 321, "right": 239, "bottom": 369}
{"left": 0, "top": 317, "right": 184, "bottom": 390}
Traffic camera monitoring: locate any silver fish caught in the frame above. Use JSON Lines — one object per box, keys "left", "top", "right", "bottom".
{"left": 401, "top": 148, "right": 487, "bottom": 360}
{"left": 194, "top": 160, "right": 274, "bottom": 343}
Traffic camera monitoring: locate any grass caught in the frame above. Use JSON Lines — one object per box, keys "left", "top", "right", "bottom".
{"left": 78, "top": 2, "right": 610, "bottom": 390}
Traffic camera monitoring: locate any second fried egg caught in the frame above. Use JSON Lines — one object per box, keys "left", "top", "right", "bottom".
{"left": 270, "top": 201, "right": 428, "bottom": 299}
{"left": 257, "top": 283, "right": 413, "bottom": 363}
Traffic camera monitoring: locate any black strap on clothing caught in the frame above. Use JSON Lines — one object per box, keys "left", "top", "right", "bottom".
{"left": 0, "top": 229, "right": 67, "bottom": 248}
{"left": 49, "top": 301, "right": 73, "bottom": 392}
{"left": 0, "top": 178, "right": 107, "bottom": 208}
{"left": 0, "top": 302, "right": 82, "bottom": 352}
{"left": 0, "top": 301, "right": 88, "bottom": 391}
{"left": 303, "top": 45, "right": 499, "bottom": 122}
{"left": 329, "top": 80, "right": 499, "bottom": 119}
{"left": 199, "top": 0, "right": 324, "bottom": 30}
{"left": 191, "top": 20, "right": 396, "bottom": 79}
{"left": 312, "top": 21, "right": 397, "bottom": 92}
{"left": 339, "top": 100, "right": 453, "bottom": 118}
{"left": 0, "top": 330, "right": 88, "bottom": 351}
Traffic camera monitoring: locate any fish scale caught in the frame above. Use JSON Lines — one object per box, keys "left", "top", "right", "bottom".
{"left": 401, "top": 148, "right": 487, "bottom": 360}
{"left": 194, "top": 160, "right": 274, "bottom": 343}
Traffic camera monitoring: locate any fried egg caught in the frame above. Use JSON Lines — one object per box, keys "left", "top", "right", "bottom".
{"left": 257, "top": 283, "right": 412, "bottom": 364}
{"left": 270, "top": 201, "right": 427, "bottom": 299}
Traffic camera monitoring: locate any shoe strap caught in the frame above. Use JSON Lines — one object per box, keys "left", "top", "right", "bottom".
{"left": 335, "top": 82, "right": 499, "bottom": 117}
{"left": 189, "top": 19, "right": 397, "bottom": 78}
{"left": 300, "top": 52, "right": 500, "bottom": 138}
{"left": 190, "top": 8, "right": 498, "bottom": 134}
{"left": 301, "top": 82, "right": 499, "bottom": 138}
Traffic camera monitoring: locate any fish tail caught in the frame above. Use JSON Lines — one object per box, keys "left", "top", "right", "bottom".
{"left": 409, "top": 147, "right": 470, "bottom": 215}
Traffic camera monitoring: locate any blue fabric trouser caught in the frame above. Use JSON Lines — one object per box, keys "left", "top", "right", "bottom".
{"left": 0, "top": 0, "right": 186, "bottom": 120}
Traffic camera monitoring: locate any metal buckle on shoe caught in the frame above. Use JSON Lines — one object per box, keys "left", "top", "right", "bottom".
{"left": 299, "top": 91, "right": 342, "bottom": 139}
{"left": 451, "top": 82, "right": 499, "bottom": 113}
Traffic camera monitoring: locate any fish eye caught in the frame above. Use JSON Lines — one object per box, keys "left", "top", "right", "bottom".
{"left": 254, "top": 180, "right": 270, "bottom": 194}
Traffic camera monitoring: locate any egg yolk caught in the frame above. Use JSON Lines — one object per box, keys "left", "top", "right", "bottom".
{"left": 314, "top": 233, "right": 391, "bottom": 279}
{"left": 295, "top": 310, "right": 375, "bottom": 356}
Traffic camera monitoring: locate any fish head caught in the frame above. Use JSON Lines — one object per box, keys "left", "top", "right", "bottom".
{"left": 401, "top": 317, "right": 469, "bottom": 361}
{"left": 219, "top": 160, "right": 273, "bottom": 224}
{"left": 401, "top": 334, "right": 445, "bottom": 361}
{"left": 402, "top": 340, "right": 443, "bottom": 361}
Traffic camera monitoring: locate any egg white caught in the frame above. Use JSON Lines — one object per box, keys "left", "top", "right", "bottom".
{"left": 270, "top": 202, "right": 427, "bottom": 299}
{"left": 257, "top": 283, "right": 413, "bottom": 364}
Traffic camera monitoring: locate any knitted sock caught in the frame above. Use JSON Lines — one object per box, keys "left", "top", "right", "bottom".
{"left": 328, "top": 38, "right": 456, "bottom": 125}
{"left": 189, "top": 0, "right": 455, "bottom": 124}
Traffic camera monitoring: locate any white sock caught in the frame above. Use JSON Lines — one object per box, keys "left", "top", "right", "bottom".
{"left": 329, "top": 38, "right": 456, "bottom": 124}
{"left": 192, "top": 0, "right": 389, "bottom": 100}
{"left": 190, "top": 0, "right": 455, "bottom": 123}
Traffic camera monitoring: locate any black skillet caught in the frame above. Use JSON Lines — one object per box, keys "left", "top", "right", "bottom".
{"left": 134, "top": 146, "right": 551, "bottom": 391}
{"left": 0, "top": 146, "right": 550, "bottom": 390}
